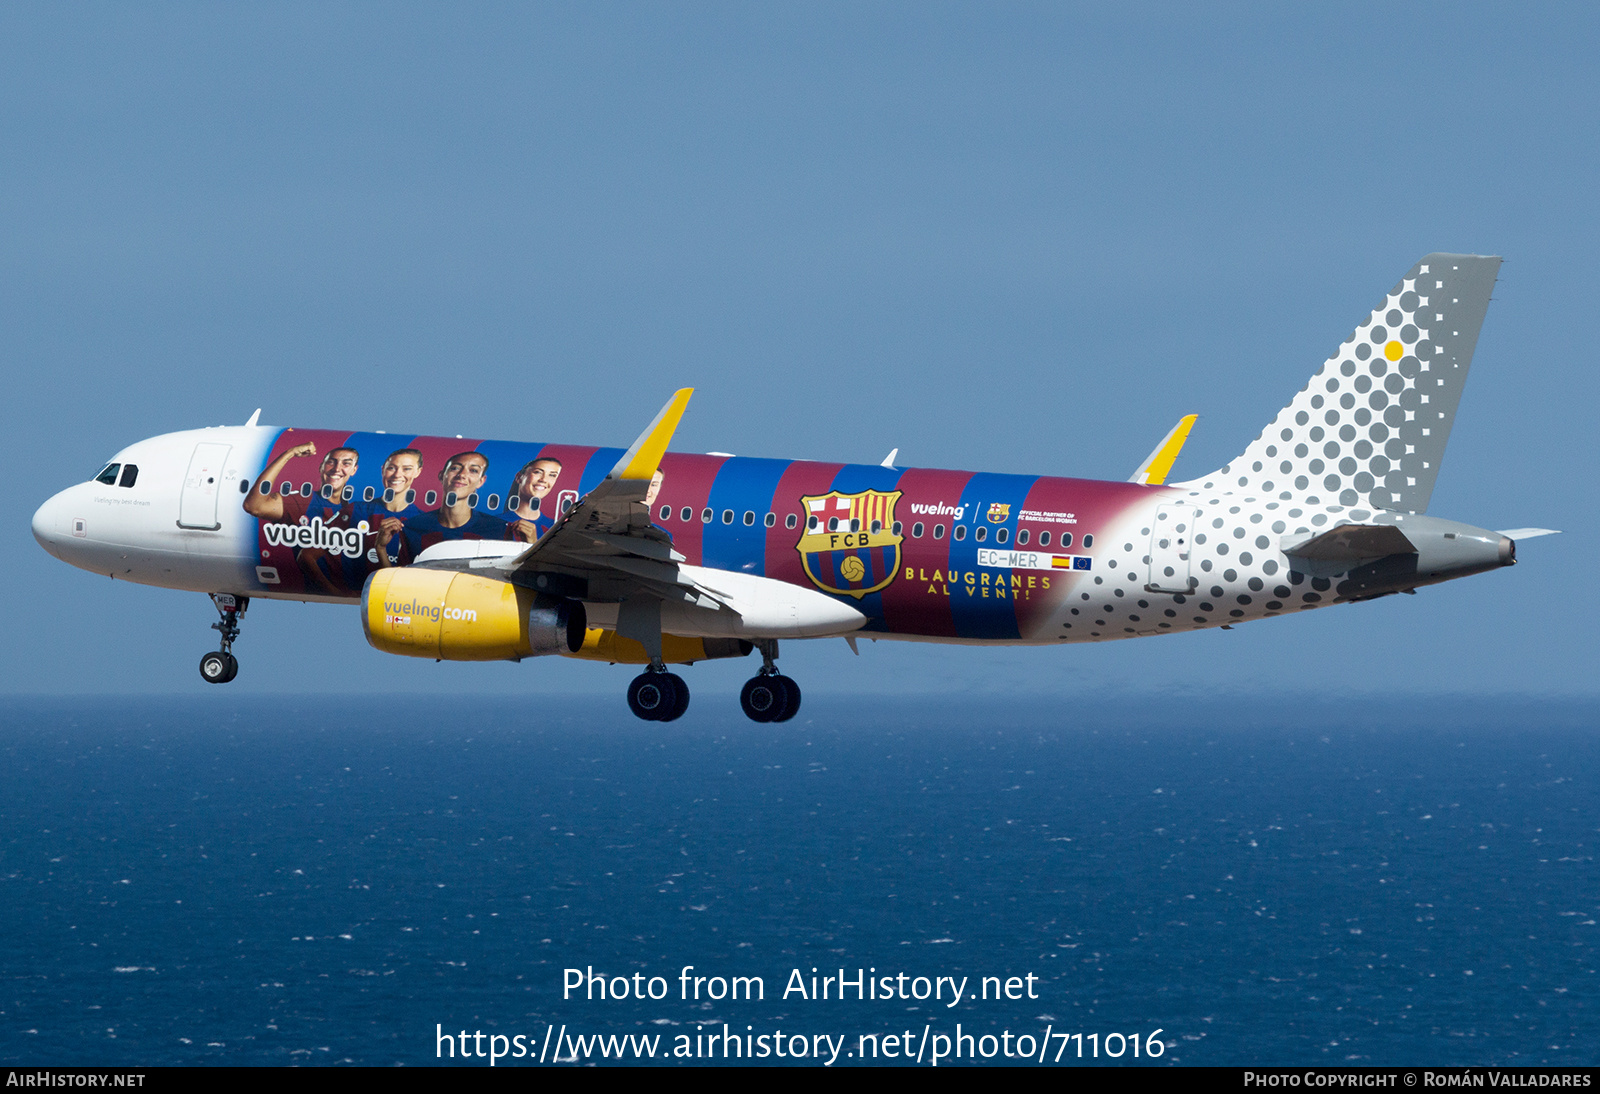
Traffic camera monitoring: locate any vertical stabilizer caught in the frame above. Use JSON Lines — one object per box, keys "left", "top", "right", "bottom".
{"left": 1178, "top": 254, "right": 1500, "bottom": 513}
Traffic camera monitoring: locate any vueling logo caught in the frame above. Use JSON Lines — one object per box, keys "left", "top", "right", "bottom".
{"left": 262, "top": 517, "right": 368, "bottom": 558}
{"left": 382, "top": 598, "right": 476, "bottom": 624}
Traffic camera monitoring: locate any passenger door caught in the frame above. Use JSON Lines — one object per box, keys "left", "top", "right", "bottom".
{"left": 177, "top": 443, "right": 232, "bottom": 530}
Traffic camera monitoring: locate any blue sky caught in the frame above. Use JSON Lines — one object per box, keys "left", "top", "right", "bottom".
{"left": 4, "top": 3, "right": 1594, "bottom": 696}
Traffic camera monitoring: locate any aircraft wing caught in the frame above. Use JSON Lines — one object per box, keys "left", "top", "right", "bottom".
{"left": 500, "top": 388, "right": 736, "bottom": 609}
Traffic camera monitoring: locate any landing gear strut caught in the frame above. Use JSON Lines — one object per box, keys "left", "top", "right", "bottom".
{"left": 740, "top": 640, "right": 800, "bottom": 723}
{"left": 627, "top": 661, "right": 689, "bottom": 722}
{"left": 199, "top": 593, "right": 247, "bottom": 684}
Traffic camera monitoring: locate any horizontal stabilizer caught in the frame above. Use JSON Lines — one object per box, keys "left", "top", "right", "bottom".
{"left": 1281, "top": 523, "right": 1417, "bottom": 579}
{"left": 1129, "top": 414, "right": 1197, "bottom": 486}
{"left": 1496, "top": 527, "right": 1561, "bottom": 540}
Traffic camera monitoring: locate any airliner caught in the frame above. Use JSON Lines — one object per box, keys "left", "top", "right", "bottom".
{"left": 32, "top": 254, "right": 1555, "bottom": 722}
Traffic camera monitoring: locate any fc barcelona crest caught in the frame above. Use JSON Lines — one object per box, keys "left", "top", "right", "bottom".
{"left": 986, "top": 502, "right": 1010, "bottom": 524}
{"left": 795, "top": 490, "right": 904, "bottom": 599}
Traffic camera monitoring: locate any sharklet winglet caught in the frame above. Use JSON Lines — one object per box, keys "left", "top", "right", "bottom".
{"left": 1129, "top": 414, "right": 1197, "bottom": 485}
{"left": 607, "top": 389, "right": 694, "bottom": 483}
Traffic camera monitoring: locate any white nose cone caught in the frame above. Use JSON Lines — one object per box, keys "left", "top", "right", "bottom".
{"left": 32, "top": 490, "right": 66, "bottom": 559}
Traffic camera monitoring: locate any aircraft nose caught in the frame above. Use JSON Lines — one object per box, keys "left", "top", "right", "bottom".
{"left": 32, "top": 489, "right": 73, "bottom": 559}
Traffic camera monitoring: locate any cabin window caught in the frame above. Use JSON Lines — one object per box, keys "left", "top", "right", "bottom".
{"left": 912, "top": 522, "right": 924, "bottom": 538}
{"left": 1038, "top": 530, "right": 1051, "bottom": 547}
{"left": 1083, "top": 534, "right": 1094, "bottom": 548}
{"left": 974, "top": 526, "right": 987, "bottom": 542}
{"left": 1061, "top": 532, "right": 1073, "bottom": 547}
{"left": 701, "top": 508, "right": 712, "bottom": 523}
{"left": 891, "top": 521, "right": 902, "bottom": 535}
{"left": 425, "top": 490, "right": 438, "bottom": 506}
{"left": 954, "top": 525, "right": 966, "bottom": 541}
{"left": 119, "top": 465, "right": 139, "bottom": 488}
{"left": 933, "top": 524, "right": 944, "bottom": 539}
{"left": 870, "top": 519, "right": 882, "bottom": 534}
{"left": 342, "top": 485, "right": 354, "bottom": 501}
{"left": 827, "top": 517, "right": 839, "bottom": 532}
{"left": 995, "top": 527, "right": 1008, "bottom": 544}
{"left": 301, "top": 483, "right": 313, "bottom": 497}
{"left": 786, "top": 514, "right": 798, "bottom": 529}
{"left": 743, "top": 511, "right": 755, "bottom": 526}
{"left": 764, "top": 513, "right": 776, "bottom": 528}
{"left": 239, "top": 479, "right": 250, "bottom": 494}
{"left": 1017, "top": 528, "right": 1029, "bottom": 546}
{"left": 444, "top": 492, "right": 458, "bottom": 507}
{"left": 659, "top": 505, "right": 672, "bottom": 521}
{"left": 681, "top": 506, "right": 692, "bottom": 522}
{"left": 467, "top": 493, "right": 479, "bottom": 508}
{"left": 508, "top": 493, "right": 522, "bottom": 511}
{"left": 363, "top": 486, "right": 376, "bottom": 503}
{"left": 722, "top": 509, "right": 734, "bottom": 525}
{"left": 259, "top": 481, "right": 273, "bottom": 495}
{"left": 384, "top": 488, "right": 396, "bottom": 504}
{"left": 405, "top": 490, "right": 416, "bottom": 504}
{"left": 279, "top": 481, "right": 293, "bottom": 495}
{"left": 94, "top": 463, "right": 120, "bottom": 486}
{"left": 321, "top": 484, "right": 333, "bottom": 499}
{"left": 487, "top": 494, "right": 500, "bottom": 511}
{"left": 562, "top": 498, "right": 574, "bottom": 513}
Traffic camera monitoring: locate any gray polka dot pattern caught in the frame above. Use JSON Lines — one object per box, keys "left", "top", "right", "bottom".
{"left": 1180, "top": 253, "right": 1501, "bottom": 515}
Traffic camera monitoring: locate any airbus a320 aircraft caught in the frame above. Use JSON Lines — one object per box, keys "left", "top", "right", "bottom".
{"left": 33, "top": 254, "right": 1556, "bottom": 722}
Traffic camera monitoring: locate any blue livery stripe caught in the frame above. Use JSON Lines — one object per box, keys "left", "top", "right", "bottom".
{"left": 702, "top": 458, "right": 792, "bottom": 575}
{"left": 948, "top": 473, "right": 1038, "bottom": 640}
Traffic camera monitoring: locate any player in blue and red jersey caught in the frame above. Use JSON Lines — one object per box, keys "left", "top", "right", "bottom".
{"left": 504, "top": 455, "right": 560, "bottom": 543}
{"left": 244, "top": 441, "right": 361, "bottom": 595}
{"left": 343, "top": 447, "right": 425, "bottom": 588}
{"left": 400, "top": 451, "right": 510, "bottom": 560}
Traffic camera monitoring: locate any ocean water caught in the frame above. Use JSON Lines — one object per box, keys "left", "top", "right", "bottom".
{"left": 0, "top": 694, "right": 1595, "bottom": 1067}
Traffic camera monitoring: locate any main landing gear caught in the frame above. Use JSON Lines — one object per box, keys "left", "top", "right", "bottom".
{"left": 627, "top": 662, "right": 690, "bottom": 722}
{"left": 621, "top": 642, "right": 801, "bottom": 723}
{"left": 199, "top": 593, "right": 247, "bottom": 684}
{"left": 740, "top": 640, "right": 800, "bottom": 723}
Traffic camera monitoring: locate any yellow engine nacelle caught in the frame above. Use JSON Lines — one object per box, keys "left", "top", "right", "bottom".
{"left": 362, "top": 567, "right": 585, "bottom": 661}
{"left": 564, "top": 627, "right": 751, "bottom": 666}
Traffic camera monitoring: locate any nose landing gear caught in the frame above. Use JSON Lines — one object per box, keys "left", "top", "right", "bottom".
{"left": 199, "top": 593, "right": 247, "bottom": 684}
{"left": 740, "top": 640, "right": 800, "bottom": 723}
{"left": 627, "top": 662, "right": 689, "bottom": 722}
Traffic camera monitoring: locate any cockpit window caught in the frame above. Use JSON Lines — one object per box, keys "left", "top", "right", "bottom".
{"left": 118, "top": 464, "right": 138, "bottom": 488}
{"left": 95, "top": 463, "right": 120, "bottom": 485}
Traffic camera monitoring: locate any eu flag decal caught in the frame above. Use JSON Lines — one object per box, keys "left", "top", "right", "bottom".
{"left": 796, "top": 490, "right": 904, "bottom": 599}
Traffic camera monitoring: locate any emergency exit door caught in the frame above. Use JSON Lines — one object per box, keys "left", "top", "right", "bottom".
{"left": 177, "top": 443, "right": 231, "bottom": 530}
{"left": 1146, "top": 503, "right": 1199, "bottom": 594}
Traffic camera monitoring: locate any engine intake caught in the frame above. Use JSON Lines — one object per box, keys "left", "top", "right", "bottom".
{"left": 362, "top": 567, "right": 584, "bottom": 661}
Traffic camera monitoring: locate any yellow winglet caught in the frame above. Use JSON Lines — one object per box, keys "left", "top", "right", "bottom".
{"left": 609, "top": 388, "right": 695, "bottom": 482}
{"left": 1129, "top": 413, "right": 1197, "bottom": 486}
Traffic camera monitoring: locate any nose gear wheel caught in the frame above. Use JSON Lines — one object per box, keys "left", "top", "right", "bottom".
{"left": 199, "top": 593, "right": 247, "bottom": 684}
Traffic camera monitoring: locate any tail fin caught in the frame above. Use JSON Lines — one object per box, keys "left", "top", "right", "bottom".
{"left": 1178, "top": 253, "right": 1501, "bottom": 514}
